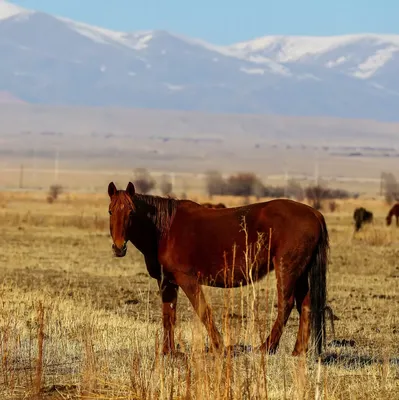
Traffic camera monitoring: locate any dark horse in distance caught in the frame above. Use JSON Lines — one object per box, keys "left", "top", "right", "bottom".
{"left": 107, "top": 182, "right": 329, "bottom": 357}
{"left": 353, "top": 207, "right": 373, "bottom": 232}
{"left": 386, "top": 203, "right": 399, "bottom": 227}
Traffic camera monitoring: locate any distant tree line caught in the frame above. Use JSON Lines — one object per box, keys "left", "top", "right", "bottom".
{"left": 205, "top": 170, "right": 355, "bottom": 210}
{"left": 82, "top": 167, "right": 360, "bottom": 213}
{"left": 131, "top": 168, "right": 175, "bottom": 196}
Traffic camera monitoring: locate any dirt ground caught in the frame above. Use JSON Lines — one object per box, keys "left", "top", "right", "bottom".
{"left": 0, "top": 191, "right": 398, "bottom": 399}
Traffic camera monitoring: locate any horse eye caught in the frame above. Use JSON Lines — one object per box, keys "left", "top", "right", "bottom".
{"left": 108, "top": 210, "right": 112, "bottom": 216}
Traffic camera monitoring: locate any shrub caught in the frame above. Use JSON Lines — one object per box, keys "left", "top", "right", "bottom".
{"left": 305, "top": 184, "right": 352, "bottom": 210}
{"left": 225, "top": 173, "right": 263, "bottom": 197}
{"left": 133, "top": 168, "right": 156, "bottom": 194}
{"left": 328, "top": 200, "right": 338, "bottom": 212}
{"left": 263, "top": 186, "right": 285, "bottom": 198}
{"left": 305, "top": 185, "right": 329, "bottom": 210}
{"left": 286, "top": 179, "right": 304, "bottom": 201}
{"left": 159, "top": 174, "right": 173, "bottom": 196}
{"left": 381, "top": 172, "right": 399, "bottom": 204}
{"left": 47, "top": 184, "right": 63, "bottom": 203}
{"left": 205, "top": 170, "right": 226, "bottom": 197}
{"left": 328, "top": 188, "right": 350, "bottom": 199}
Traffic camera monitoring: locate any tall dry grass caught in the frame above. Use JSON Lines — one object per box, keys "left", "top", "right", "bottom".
{"left": 0, "top": 191, "right": 398, "bottom": 399}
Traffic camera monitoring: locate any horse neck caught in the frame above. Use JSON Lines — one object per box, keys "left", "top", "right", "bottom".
{"left": 128, "top": 194, "right": 178, "bottom": 250}
{"left": 388, "top": 206, "right": 396, "bottom": 217}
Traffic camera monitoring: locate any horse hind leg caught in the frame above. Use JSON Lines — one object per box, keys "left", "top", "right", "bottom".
{"left": 259, "top": 257, "right": 295, "bottom": 354}
{"left": 292, "top": 271, "right": 311, "bottom": 356}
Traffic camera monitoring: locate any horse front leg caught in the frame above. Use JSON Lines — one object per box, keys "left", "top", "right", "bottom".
{"left": 174, "top": 273, "right": 224, "bottom": 353}
{"left": 144, "top": 255, "right": 181, "bottom": 356}
{"left": 157, "top": 278, "right": 179, "bottom": 355}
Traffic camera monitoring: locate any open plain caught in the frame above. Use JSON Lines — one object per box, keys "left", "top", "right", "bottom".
{"left": 1, "top": 104, "right": 399, "bottom": 195}
{"left": 1, "top": 4, "right": 399, "bottom": 399}
{"left": 0, "top": 190, "right": 398, "bottom": 399}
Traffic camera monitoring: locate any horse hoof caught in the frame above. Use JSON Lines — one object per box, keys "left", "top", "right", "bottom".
{"left": 172, "top": 351, "right": 187, "bottom": 360}
{"left": 258, "top": 344, "right": 278, "bottom": 355}
{"left": 224, "top": 344, "right": 252, "bottom": 356}
{"left": 162, "top": 349, "right": 187, "bottom": 360}
{"left": 163, "top": 351, "right": 187, "bottom": 360}
{"left": 204, "top": 345, "right": 224, "bottom": 355}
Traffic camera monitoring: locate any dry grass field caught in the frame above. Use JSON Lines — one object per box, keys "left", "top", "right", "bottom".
{"left": 0, "top": 190, "right": 398, "bottom": 399}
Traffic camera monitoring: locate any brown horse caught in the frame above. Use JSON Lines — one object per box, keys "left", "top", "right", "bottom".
{"left": 201, "top": 202, "right": 227, "bottom": 209}
{"left": 107, "top": 182, "right": 329, "bottom": 357}
{"left": 386, "top": 203, "right": 399, "bottom": 226}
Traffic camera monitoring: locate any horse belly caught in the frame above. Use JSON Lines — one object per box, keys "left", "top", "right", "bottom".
{"left": 161, "top": 214, "right": 273, "bottom": 287}
{"left": 191, "top": 245, "right": 274, "bottom": 288}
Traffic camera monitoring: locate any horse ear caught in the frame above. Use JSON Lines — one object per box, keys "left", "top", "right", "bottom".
{"left": 126, "top": 182, "right": 135, "bottom": 197}
{"left": 108, "top": 182, "right": 117, "bottom": 198}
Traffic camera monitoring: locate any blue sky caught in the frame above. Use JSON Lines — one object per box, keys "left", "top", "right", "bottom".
{"left": 9, "top": 0, "right": 399, "bottom": 44}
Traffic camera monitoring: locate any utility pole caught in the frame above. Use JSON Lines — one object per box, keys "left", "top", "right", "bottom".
{"left": 283, "top": 145, "right": 289, "bottom": 198}
{"left": 314, "top": 147, "right": 319, "bottom": 185}
{"left": 54, "top": 147, "right": 59, "bottom": 183}
{"left": 19, "top": 164, "right": 24, "bottom": 189}
{"left": 283, "top": 160, "right": 289, "bottom": 198}
{"left": 32, "top": 143, "right": 37, "bottom": 188}
{"left": 170, "top": 172, "right": 176, "bottom": 192}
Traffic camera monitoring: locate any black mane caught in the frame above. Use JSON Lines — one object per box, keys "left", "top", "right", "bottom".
{"left": 133, "top": 194, "right": 178, "bottom": 238}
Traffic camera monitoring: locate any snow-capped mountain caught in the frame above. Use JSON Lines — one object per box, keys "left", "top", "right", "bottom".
{"left": 1, "top": 0, "right": 398, "bottom": 121}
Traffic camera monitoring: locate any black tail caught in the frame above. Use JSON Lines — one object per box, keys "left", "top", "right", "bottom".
{"left": 324, "top": 305, "right": 337, "bottom": 339}
{"left": 309, "top": 216, "right": 329, "bottom": 356}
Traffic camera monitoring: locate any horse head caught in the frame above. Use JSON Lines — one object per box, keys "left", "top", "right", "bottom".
{"left": 107, "top": 181, "right": 136, "bottom": 257}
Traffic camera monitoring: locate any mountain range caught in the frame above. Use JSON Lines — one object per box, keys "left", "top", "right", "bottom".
{"left": 1, "top": 1, "right": 399, "bottom": 121}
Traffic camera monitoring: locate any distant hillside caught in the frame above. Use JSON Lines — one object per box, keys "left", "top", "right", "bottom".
{"left": 1, "top": 1, "right": 399, "bottom": 120}
{"left": 0, "top": 91, "right": 26, "bottom": 104}
{"left": 0, "top": 104, "right": 398, "bottom": 183}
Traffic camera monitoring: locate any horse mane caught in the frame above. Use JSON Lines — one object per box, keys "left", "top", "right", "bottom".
{"left": 133, "top": 193, "right": 178, "bottom": 237}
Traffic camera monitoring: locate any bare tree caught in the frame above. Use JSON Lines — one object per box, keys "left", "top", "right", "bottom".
{"left": 47, "top": 184, "right": 63, "bottom": 203}
{"left": 305, "top": 185, "right": 329, "bottom": 210}
{"left": 252, "top": 178, "right": 265, "bottom": 200}
{"left": 226, "top": 173, "right": 264, "bottom": 197}
{"left": 133, "top": 168, "right": 156, "bottom": 194}
{"left": 286, "top": 179, "right": 304, "bottom": 201}
{"left": 381, "top": 172, "right": 399, "bottom": 204}
{"left": 205, "top": 170, "right": 226, "bottom": 197}
{"left": 159, "top": 174, "right": 173, "bottom": 196}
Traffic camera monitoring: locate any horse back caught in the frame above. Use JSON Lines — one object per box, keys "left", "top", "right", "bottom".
{"left": 158, "top": 199, "right": 323, "bottom": 287}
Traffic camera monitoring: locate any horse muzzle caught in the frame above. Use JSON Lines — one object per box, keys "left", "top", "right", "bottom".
{"left": 112, "top": 243, "right": 127, "bottom": 257}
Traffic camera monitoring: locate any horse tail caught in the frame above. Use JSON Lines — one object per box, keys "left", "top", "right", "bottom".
{"left": 324, "top": 305, "right": 338, "bottom": 339}
{"left": 309, "top": 215, "right": 329, "bottom": 356}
